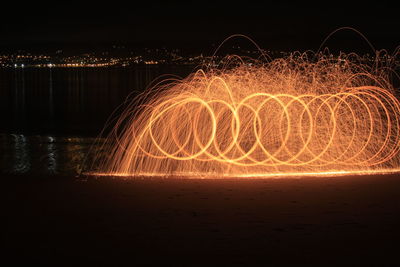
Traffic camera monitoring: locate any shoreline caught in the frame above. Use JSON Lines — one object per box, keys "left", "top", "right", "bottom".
{"left": 3, "top": 173, "right": 400, "bottom": 265}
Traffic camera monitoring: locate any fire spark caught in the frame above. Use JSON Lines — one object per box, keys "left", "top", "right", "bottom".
{"left": 91, "top": 51, "right": 400, "bottom": 178}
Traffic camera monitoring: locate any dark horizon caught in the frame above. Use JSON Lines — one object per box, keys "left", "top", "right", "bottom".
{"left": 1, "top": 2, "right": 399, "bottom": 54}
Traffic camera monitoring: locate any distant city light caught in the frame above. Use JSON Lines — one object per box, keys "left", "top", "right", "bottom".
{"left": 0, "top": 47, "right": 386, "bottom": 70}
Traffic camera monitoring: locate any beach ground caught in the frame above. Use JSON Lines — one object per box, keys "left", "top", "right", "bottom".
{"left": 3, "top": 174, "right": 400, "bottom": 266}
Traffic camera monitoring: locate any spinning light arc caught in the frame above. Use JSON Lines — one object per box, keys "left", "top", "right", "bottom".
{"left": 91, "top": 52, "right": 400, "bottom": 178}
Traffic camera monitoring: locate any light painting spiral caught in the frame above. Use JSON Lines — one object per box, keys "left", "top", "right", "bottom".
{"left": 91, "top": 52, "right": 400, "bottom": 178}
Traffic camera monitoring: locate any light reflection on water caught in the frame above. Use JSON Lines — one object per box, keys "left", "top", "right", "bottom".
{"left": 0, "top": 66, "right": 194, "bottom": 135}
{"left": 0, "top": 66, "right": 195, "bottom": 176}
{"left": 0, "top": 133, "right": 102, "bottom": 176}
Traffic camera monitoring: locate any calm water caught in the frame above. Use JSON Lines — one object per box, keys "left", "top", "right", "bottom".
{"left": 0, "top": 66, "right": 194, "bottom": 175}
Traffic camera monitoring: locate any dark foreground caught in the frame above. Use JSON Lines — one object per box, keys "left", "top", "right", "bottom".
{"left": 3, "top": 174, "right": 400, "bottom": 266}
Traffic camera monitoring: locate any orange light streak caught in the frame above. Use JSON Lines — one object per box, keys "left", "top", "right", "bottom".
{"left": 91, "top": 51, "right": 400, "bottom": 178}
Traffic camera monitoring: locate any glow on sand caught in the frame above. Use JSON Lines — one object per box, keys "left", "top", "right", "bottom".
{"left": 91, "top": 50, "right": 400, "bottom": 178}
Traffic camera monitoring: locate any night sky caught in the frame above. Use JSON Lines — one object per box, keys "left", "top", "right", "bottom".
{"left": 1, "top": 1, "right": 399, "bottom": 52}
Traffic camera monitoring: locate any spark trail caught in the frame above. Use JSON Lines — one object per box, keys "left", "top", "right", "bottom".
{"left": 91, "top": 51, "right": 400, "bottom": 178}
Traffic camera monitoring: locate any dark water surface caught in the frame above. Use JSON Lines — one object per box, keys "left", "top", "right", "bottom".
{"left": 0, "top": 66, "right": 193, "bottom": 175}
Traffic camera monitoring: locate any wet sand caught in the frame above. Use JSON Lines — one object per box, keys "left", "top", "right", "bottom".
{"left": 3, "top": 174, "right": 400, "bottom": 266}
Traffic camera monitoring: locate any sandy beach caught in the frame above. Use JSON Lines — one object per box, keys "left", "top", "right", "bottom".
{"left": 3, "top": 174, "right": 400, "bottom": 266}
